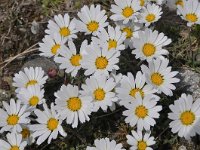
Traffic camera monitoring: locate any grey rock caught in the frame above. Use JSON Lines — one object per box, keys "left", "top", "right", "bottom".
{"left": 179, "top": 68, "right": 200, "bottom": 99}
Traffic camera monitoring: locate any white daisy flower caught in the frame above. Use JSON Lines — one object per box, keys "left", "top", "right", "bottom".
{"left": 127, "top": 130, "right": 156, "bottom": 150}
{"left": 13, "top": 67, "right": 48, "bottom": 93}
{"left": 117, "top": 21, "right": 142, "bottom": 48}
{"left": 30, "top": 103, "right": 67, "bottom": 145}
{"left": 0, "top": 132, "right": 27, "bottom": 150}
{"left": 123, "top": 93, "right": 162, "bottom": 131}
{"left": 75, "top": 5, "right": 108, "bottom": 36}
{"left": 177, "top": 0, "right": 200, "bottom": 26}
{"left": 86, "top": 137, "right": 125, "bottom": 150}
{"left": 81, "top": 74, "right": 118, "bottom": 112}
{"left": 54, "top": 40, "right": 89, "bottom": 77}
{"left": 92, "top": 25, "right": 126, "bottom": 52}
{"left": 39, "top": 34, "right": 66, "bottom": 57}
{"left": 110, "top": 0, "right": 141, "bottom": 24}
{"left": 54, "top": 84, "right": 93, "bottom": 128}
{"left": 141, "top": 58, "right": 180, "bottom": 96}
{"left": 17, "top": 85, "right": 45, "bottom": 107}
{"left": 45, "top": 13, "right": 77, "bottom": 41}
{"left": 116, "top": 71, "right": 158, "bottom": 106}
{"left": 81, "top": 43, "right": 120, "bottom": 76}
{"left": 110, "top": 70, "right": 123, "bottom": 88}
{"left": 168, "top": 93, "right": 200, "bottom": 140}
{"left": 139, "top": 0, "right": 147, "bottom": 7}
{"left": 166, "top": 0, "right": 184, "bottom": 11}
{"left": 0, "top": 99, "right": 30, "bottom": 133}
{"left": 132, "top": 28, "right": 171, "bottom": 61}
{"left": 139, "top": 3, "right": 163, "bottom": 27}
{"left": 20, "top": 124, "right": 35, "bottom": 145}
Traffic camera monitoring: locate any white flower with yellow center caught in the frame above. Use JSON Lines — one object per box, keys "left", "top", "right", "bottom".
{"left": 177, "top": 0, "right": 200, "bottom": 26}
{"left": 92, "top": 25, "right": 126, "bottom": 52}
{"left": 86, "top": 137, "right": 125, "bottom": 150}
{"left": 0, "top": 132, "right": 27, "bottom": 150}
{"left": 39, "top": 33, "right": 66, "bottom": 57}
{"left": 139, "top": 0, "right": 147, "bottom": 7}
{"left": 54, "top": 40, "right": 88, "bottom": 77}
{"left": 123, "top": 93, "right": 162, "bottom": 131}
{"left": 30, "top": 103, "right": 67, "bottom": 145}
{"left": 116, "top": 71, "right": 157, "bottom": 106}
{"left": 13, "top": 67, "right": 48, "bottom": 93}
{"left": 117, "top": 21, "right": 142, "bottom": 48}
{"left": 54, "top": 84, "right": 93, "bottom": 128}
{"left": 75, "top": 5, "right": 108, "bottom": 36}
{"left": 17, "top": 85, "right": 45, "bottom": 107}
{"left": 132, "top": 28, "right": 171, "bottom": 61}
{"left": 81, "top": 43, "right": 120, "bottom": 76}
{"left": 139, "top": 3, "right": 163, "bottom": 27}
{"left": 81, "top": 74, "right": 117, "bottom": 112}
{"left": 168, "top": 93, "right": 200, "bottom": 140}
{"left": 0, "top": 99, "right": 30, "bottom": 133}
{"left": 127, "top": 130, "right": 156, "bottom": 150}
{"left": 20, "top": 125, "right": 35, "bottom": 145}
{"left": 45, "top": 14, "right": 77, "bottom": 41}
{"left": 166, "top": 0, "right": 184, "bottom": 11}
{"left": 110, "top": 0, "right": 141, "bottom": 24}
{"left": 141, "top": 58, "right": 180, "bottom": 96}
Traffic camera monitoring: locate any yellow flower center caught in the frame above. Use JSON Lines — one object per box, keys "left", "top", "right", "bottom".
{"left": 185, "top": 13, "right": 198, "bottom": 23}
{"left": 122, "top": 7, "right": 134, "bottom": 18}
{"left": 59, "top": 27, "right": 71, "bottom": 37}
{"left": 70, "top": 54, "right": 82, "bottom": 66}
{"left": 108, "top": 39, "right": 117, "bottom": 50}
{"left": 175, "top": 0, "right": 183, "bottom": 7}
{"left": 146, "top": 14, "right": 156, "bottom": 22}
{"left": 129, "top": 88, "right": 144, "bottom": 98}
{"left": 151, "top": 72, "right": 164, "bottom": 86}
{"left": 142, "top": 43, "right": 156, "bottom": 57}
{"left": 29, "top": 96, "right": 39, "bottom": 106}
{"left": 87, "top": 21, "right": 99, "bottom": 32}
{"left": 7, "top": 115, "right": 19, "bottom": 125}
{"left": 122, "top": 27, "right": 133, "bottom": 39}
{"left": 138, "top": 141, "right": 147, "bottom": 150}
{"left": 180, "top": 111, "right": 195, "bottom": 126}
{"left": 47, "top": 118, "right": 59, "bottom": 131}
{"left": 67, "top": 97, "right": 82, "bottom": 111}
{"left": 95, "top": 56, "right": 108, "bottom": 69}
{"left": 51, "top": 44, "right": 61, "bottom": 55}
{"left": 135, "top": 105, "right": 148, "bottom": 118}
{"left": 140, "top": 0, "right": 145, "bottom": 6}
{"left": 10, "top": 146, "right": 19, "bottom": 150}
{"left": 93, "top": 88, "right": 105, "bottom": 101}
{"left": 21, "top": 128, "right": 30, "bottom": 139}
{"left": 25, "top": 80, "right": 38, "bottom": 88}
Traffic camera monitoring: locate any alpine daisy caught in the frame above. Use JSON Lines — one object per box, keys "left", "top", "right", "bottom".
{"left": 81, "top": 74, "right": 118, "bottom": 112}
{"left": 81, "top": 43, "right": 120, "bottom": 76}
{"left": 168, "top": 93, "right": 200, "bottom": 140}
{"left": 20, "top": 124, "right": 35, "bottom": 145}
{"left": 39, "top": 33, "right": 66, "bottom": 57}
{"left": 139, "top": 3, "right": 163, "bottom": 27}
{"left": 54, "top": 84, "right": 93, "bottom": 128}
{"left": 110, "top": 0, "right": 141, "bottom": 24}
{"left": 0, "top": 99, "right": 30, "bottom": 133}
{"left": 141, "top": 58, "right": 180, "bottom": 96}
{"left": 13, "top": 67, "right": 48, "bottom": 93}
{"left": 86, "top": 137, "right": 125, "bottom": 150}
{"left": 54, "top": 40, "right": 88, "bottom": 77}
{"left": 30, "top": 103, "right": 67, "bottom": 145}
{"left": 123, "top": 93, "right": 162, "bottom": 131}
{"left": 75, "top": 5, "right": 108, "bottom": 36}
{"left": 116, "top": 71, "right": 157, "bottom": 106}
{"left": 127, "top": 130, "right": 156, "bottom": 150}
{"left": 92, "top": 25, "right": 126, "bottom": 52}
{"left": 0, "top": 132, "right": 27, "bottom": 150}
{"left": 45, "top": 13, "right": 77, "bottom": 41}
{"left": 132, "top": 28, "right": 171, "bottom": 61}
{"left": 177, "top": 0, "right": 200, "bottom": 26}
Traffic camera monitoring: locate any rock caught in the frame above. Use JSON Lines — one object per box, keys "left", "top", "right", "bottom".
{"left": 178, "top": 68, "right": 200, "bottom": 99}
{"left": 178, "top": 145, "right": 187, "bottom": 150}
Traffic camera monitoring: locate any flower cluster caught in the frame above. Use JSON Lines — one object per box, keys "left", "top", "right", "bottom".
{"left": 1, "top": 0, "right": 200, "bottom": 149}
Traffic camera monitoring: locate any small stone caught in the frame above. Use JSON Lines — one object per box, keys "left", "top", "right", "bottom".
{"left": 31, "top": 20, "right": 40, "bottom": 34}
{"left": 0, "top": 89, "right": 11, "bottom": 107}
{"left": 48, "top": 68, "right": 58, "bottom": 78}
{"left": 178, "top": 145, "right": 187, "bottom": 150}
